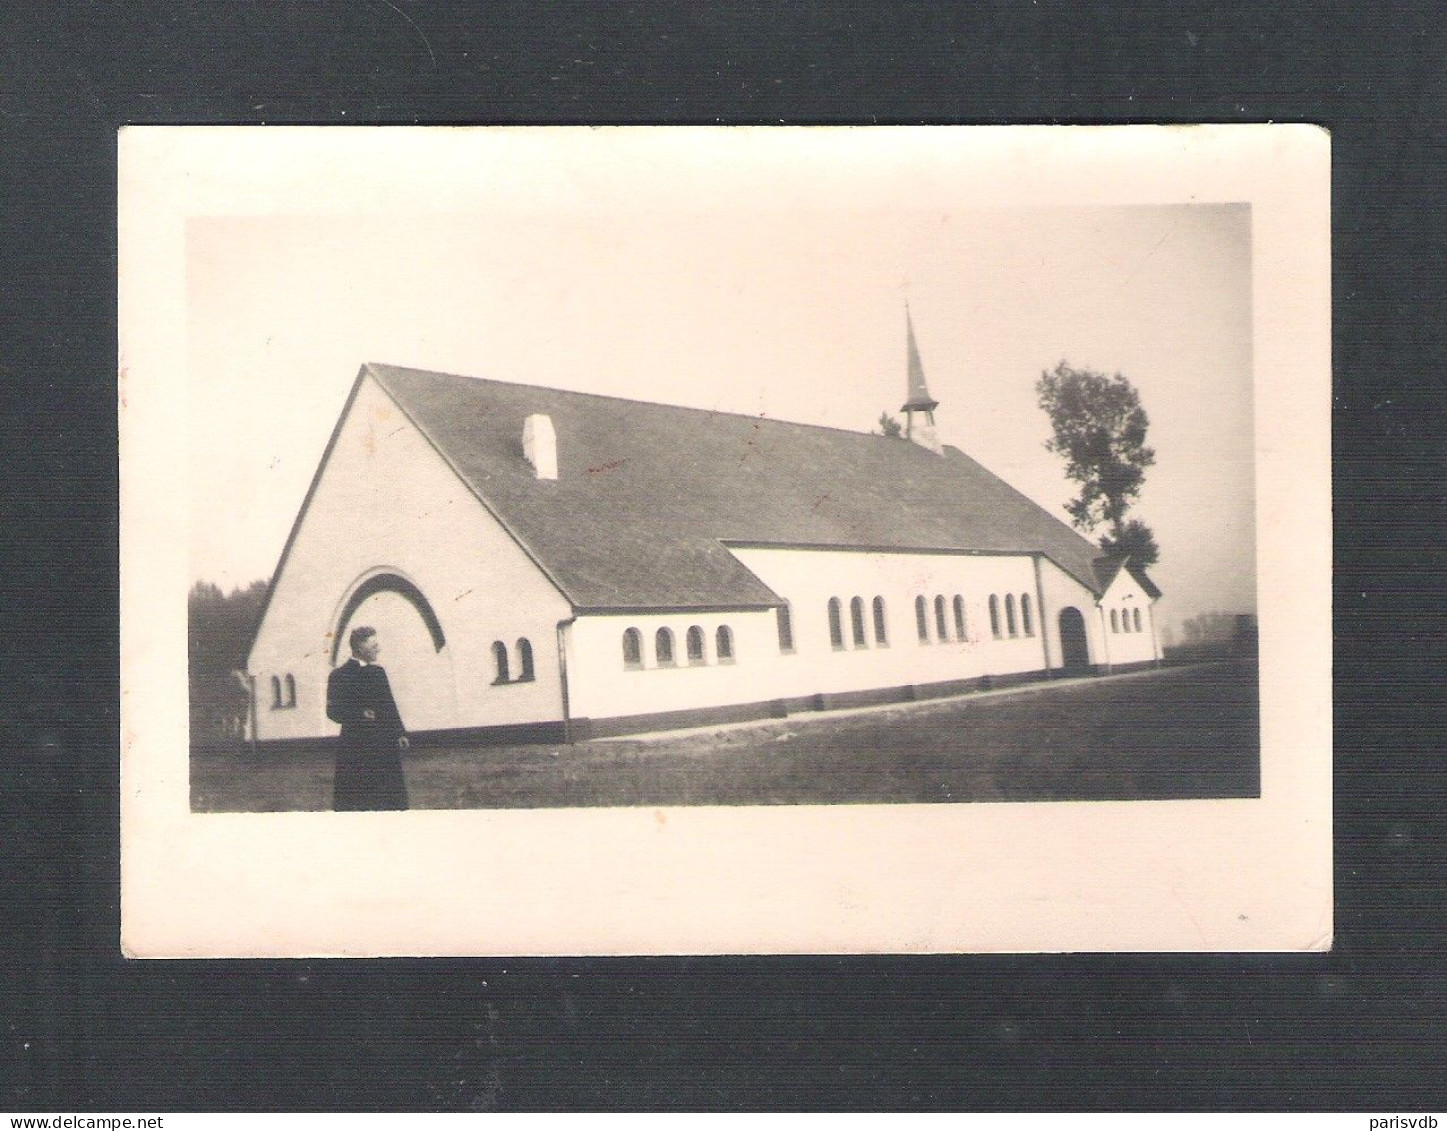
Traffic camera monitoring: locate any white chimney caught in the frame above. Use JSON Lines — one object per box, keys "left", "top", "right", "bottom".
{"left": 522, "top": 413, "right": 558, "bottom": 480}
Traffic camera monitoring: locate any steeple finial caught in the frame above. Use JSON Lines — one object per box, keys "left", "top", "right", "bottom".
{"left": 900, "top": 304, "right": 942, "bottom": 453}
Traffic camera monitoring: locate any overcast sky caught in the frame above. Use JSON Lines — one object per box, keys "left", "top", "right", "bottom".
{"left": 187, "top": 143, "right": 1254, "bottom": 637}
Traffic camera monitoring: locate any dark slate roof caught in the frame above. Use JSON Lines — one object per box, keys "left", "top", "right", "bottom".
{"left": 1093, "top": 555, "right": 1164, "bottom": 601}
{"left": 365, "top": 363, "right": 1122, "bottom": 612}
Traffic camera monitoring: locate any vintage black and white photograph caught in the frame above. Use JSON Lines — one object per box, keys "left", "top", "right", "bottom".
{"left": 121, "top": 126, "right": 1330, "bottom": 956}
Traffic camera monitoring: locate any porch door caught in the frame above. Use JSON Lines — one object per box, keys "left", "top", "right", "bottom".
{"left": 1057, "top": 607, "right": 1090, "bottom": 674}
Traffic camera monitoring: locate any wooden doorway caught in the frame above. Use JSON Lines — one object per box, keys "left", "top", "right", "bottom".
{"left": 1058, "top": 607, "right": 1090, "bottom": 674}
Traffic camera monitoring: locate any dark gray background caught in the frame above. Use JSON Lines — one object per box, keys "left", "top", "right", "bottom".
{"left": 2, "top": 0, "right": 1441, "bottom": 1111}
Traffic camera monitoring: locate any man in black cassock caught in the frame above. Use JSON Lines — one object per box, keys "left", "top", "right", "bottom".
{"left": 326, "top": 625, "right": 411, "bottom": 810}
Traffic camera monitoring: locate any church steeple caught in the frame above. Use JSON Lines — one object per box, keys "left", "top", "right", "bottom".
{"left": 900, "top": 305, "right": 942, "bottom": 454}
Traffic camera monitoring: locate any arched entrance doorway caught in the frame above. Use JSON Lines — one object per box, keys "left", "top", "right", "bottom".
{"left": 1057, "top": 607, "right": 1090, "bottom": 674}
{"left": 332, "top": 572, "right": 458, "bottom": 732}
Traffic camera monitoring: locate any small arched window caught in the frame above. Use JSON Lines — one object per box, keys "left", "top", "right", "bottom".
{"left": 622, "top": 627, "right": 643, "bottom": 669}
{"left": 988, "top": 595, "right": 1001, "bottom": 639}
{"left": 1110, "top": 610, "right": 1120, "bottom": 633}
{"left": 953, "top": 595, "right": 967, "bottom": 640}
{"left": 934, "top": 595, "right": 949, "bottom": 641}
{"left": 516, "top": 638, "right": 534, "bottom": 681}
{"left": 655, "top": 627, "right": 675, "bottom": 666}
{"left": 873, "top": 596, "right": 888, "bottom": 645}
{"left": 1005, "top": 594, "right": 1018, "bottom": 636}
{"left": 850, "top": 597, "right": 868, "bottom": 648}
{"left": 686, "top": 625, "right": 706, "bottom": 665}
{"left": 828, "top": 598, "right": 844, "bottom": 650}
{"left": 1133, "top": 608, "right": 1143, "bottom": 633}
{"left": 270, "top": 675, "right": 283, "bottom": 709}
{"left": 284, "top": 674, "right": 297, "bottom": 708}
{"left": 776, "top": 602, "right": 794, "bottom": 653}
{"left": 1021, "top": 594, "right": 1034, "bottom": 636}
{"left": 716, "top": 625, "right": 734, "bottom": 662}
{"left": 916, "top": 596, "right": 930, "bottom": 643}
{"left": 492, "top": 640, "right": 511, "bottom": 683}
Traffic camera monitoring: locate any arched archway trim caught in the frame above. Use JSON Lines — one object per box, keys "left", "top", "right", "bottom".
{"left": 330, "top": 572, "right": 447, "bottom": 664}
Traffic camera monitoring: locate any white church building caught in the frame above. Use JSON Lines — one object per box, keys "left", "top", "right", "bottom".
{"left": 245, "top": 319, "right": 1163, "bottom": 749}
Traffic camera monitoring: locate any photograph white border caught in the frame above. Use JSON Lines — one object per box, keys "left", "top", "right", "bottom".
{"left": 120, "top": 125, "right": 1330, "bottom": 956}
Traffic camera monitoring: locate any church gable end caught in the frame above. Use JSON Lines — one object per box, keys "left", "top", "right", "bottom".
{"left": 247, "top": 370, "right": 570, "bottom": 743}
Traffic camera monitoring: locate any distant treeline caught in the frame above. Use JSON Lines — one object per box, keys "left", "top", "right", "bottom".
{"left": 1179, "top": 611, "right": 1251, "bottom": 644}
{"left": 189, "top": 579, "right": 268, "bottom": 675}
{"left": 1163, "top": 609, "right": 1257, "bottom": 666}
{"left": 189, "top": 579, "right": 268, "bottom": 749}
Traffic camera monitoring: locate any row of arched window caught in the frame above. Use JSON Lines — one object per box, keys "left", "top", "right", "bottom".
{"left": 915, "top": 594, "right": 969, "bottom": 644}
{"left": 1110, "top": 608, "right": 1144, "bottom": 634}
{"left": 909, "top": 592, "right": 1036, "bottom": 644}
{"left": 827, "top": 596, "right": 889, "bottom": 650}
{"left": 623, "top": 625, "right": 735, "bottom": 670}
{"left": 269, "top": 674, "right": 297, "bottom": 709}
{"left": 985, "top": 593, "right": 1035, "bottom": 640}
{"left": 492, "top": 637, "right": 535, "bottom": 684}
{"left": 820, "top": 591, "right": 1042, "bottom": 651}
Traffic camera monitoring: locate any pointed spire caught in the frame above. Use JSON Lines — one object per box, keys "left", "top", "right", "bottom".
{"left": 902, "top": 304, "right": 938, "bottom": 413}
{"left": 899, "top": 304, "right": 942, "bottom": 454}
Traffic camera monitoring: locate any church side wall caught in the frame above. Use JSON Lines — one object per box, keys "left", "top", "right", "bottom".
{"left": 733, "top": 547, "right": 1050, "bottom": 695}
{"left": 566, "top": 547, "right": 1055, "bottom": 725}
{"left": 247, "top": 376, "right": 571, "bottom": 743}
{"left": 565, "top": 611, "right": 781, "bottom": 722}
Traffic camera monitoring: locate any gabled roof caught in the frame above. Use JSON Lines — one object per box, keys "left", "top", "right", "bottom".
{"left": 1093, "top": 554, "right": 1163, "bottom": 601}
{"left": 364, "top": 362, "right": 1126, "bottom": 612}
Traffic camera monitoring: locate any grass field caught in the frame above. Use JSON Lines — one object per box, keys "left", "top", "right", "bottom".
{"left": 191, "top": 660, "right": 1258, "bottom": 812}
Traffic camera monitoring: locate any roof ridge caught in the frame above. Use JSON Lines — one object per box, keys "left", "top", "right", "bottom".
{"left": 363, "top": 360, "right": 915, "bottom": 445}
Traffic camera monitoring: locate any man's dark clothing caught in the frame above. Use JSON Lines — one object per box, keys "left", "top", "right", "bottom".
{"left": 326, "top": 658, "right": 409, "bottom": 811}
